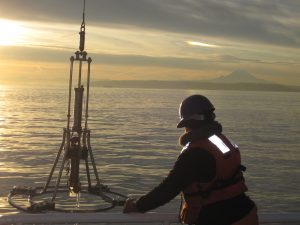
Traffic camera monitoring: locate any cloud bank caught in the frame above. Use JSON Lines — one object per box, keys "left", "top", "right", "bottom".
{"left": 1, "top": 0, "right": 299, "bottom": 48}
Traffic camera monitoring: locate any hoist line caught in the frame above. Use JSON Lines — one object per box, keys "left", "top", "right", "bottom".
{"left": 81, "top": 0, "right": 86, "bottom": 30}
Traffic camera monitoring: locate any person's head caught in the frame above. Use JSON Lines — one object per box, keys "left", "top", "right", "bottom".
{"left": 177, "top": 95, "right": 215, "bottom": 130}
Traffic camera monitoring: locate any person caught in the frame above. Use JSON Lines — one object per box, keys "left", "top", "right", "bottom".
{"left": 123, "top": 94, "right": 258, "bottom": 225}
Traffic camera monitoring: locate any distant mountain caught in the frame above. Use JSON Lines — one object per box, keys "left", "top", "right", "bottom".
{"left": 93, "top": 79, "right": 300, "bottom": 92}
{"left": 209, "top": 70, "right": 269, "bottom": 83}
{"left": 91, "top": 68, "right": 300, "bottom": 92}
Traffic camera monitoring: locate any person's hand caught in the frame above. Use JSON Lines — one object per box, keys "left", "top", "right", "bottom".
{"left": 123, "top": 198, "right": 138, "bottom": 213}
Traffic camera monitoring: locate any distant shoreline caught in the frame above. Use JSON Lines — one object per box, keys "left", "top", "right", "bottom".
{"left": 92, "top": 80, "right": 300, "bottom": 93}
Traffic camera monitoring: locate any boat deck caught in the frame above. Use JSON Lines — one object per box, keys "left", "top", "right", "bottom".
{"left": 0, "top": 212, "right": 299, "bottom": 224}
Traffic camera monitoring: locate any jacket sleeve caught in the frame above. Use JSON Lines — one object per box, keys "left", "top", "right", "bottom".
{"left": 135, "top": 148, "right": 216, "bottom": 212}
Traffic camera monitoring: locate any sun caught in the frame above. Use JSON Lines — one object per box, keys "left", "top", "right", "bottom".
{"left": 0, "top": 19, "right": 28, "bottom": 46}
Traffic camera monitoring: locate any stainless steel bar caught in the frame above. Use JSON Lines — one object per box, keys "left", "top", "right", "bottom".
{"left": 42, "top": 130, "right": 66, "bottom": 193}
{"left": 84, "top": 57, "right": 92, "bottom": 130}
{"left": 51, "top": 148, "right": 69, "bottom": 202}
{"left": 78, "top": 59, "right": 82, "bottom": 88}
{"left": 87, "top": 131, "right": 101, "bottom": 187}
{"left": 67, "top": 56, "right": 74, "bottom": 130}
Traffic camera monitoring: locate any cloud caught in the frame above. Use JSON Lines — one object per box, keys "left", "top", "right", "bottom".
{"left": 1, "top": 0, "right": 299, "bottom": 48}
{"left": 1, "top": 0, "right": 299, "bottom": 85}
{"left": 217, "top": 54, "right": 262, "bottom": 64}
{"left": 0, "top": 46, "right": 70, "bottom": 62}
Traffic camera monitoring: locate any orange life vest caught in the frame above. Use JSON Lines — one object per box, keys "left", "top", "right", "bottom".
{"left": 179, "top": 133, "right": 248, "bottom": 224}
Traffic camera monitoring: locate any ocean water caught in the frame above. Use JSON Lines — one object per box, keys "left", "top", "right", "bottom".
{"left": 0, "top": 85, "right": 299, "bottom": 216}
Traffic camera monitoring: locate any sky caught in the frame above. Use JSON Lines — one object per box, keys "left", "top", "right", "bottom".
{"left": 0, "top": 0, "right": 299, "bottom": 85}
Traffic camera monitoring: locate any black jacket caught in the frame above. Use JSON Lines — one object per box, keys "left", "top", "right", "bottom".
{"left": 136, "top": 122, "right": 255, "bottom": 225}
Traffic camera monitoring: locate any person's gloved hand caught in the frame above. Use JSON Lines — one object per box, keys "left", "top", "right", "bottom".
{"left": 123, "top": 198, "right": 139, "bottom": 213}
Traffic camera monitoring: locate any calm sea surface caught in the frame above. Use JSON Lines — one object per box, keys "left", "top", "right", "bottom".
{"left": 0, "top": 85, "right": 299, "bottom": 216}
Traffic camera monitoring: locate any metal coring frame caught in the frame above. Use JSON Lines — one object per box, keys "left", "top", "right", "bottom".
{"left": 7, "top": 0, "right": 127, "bottom": 213}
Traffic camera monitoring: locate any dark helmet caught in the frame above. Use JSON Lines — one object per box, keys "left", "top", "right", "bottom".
{"left": 177, "top": 95, "right": 215, "bottom": 128}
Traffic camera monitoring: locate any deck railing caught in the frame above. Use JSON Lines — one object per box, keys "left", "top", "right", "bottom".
{"left": 0, "top": 212, "right": 300, "bottom": 224}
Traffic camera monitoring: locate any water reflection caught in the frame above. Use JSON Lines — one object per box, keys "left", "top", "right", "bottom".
{"left": 0, "top": 87, "right": 299, "bottom": 215}
{"left": 0, "top": 85, "right": 7, "bottom": 138}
